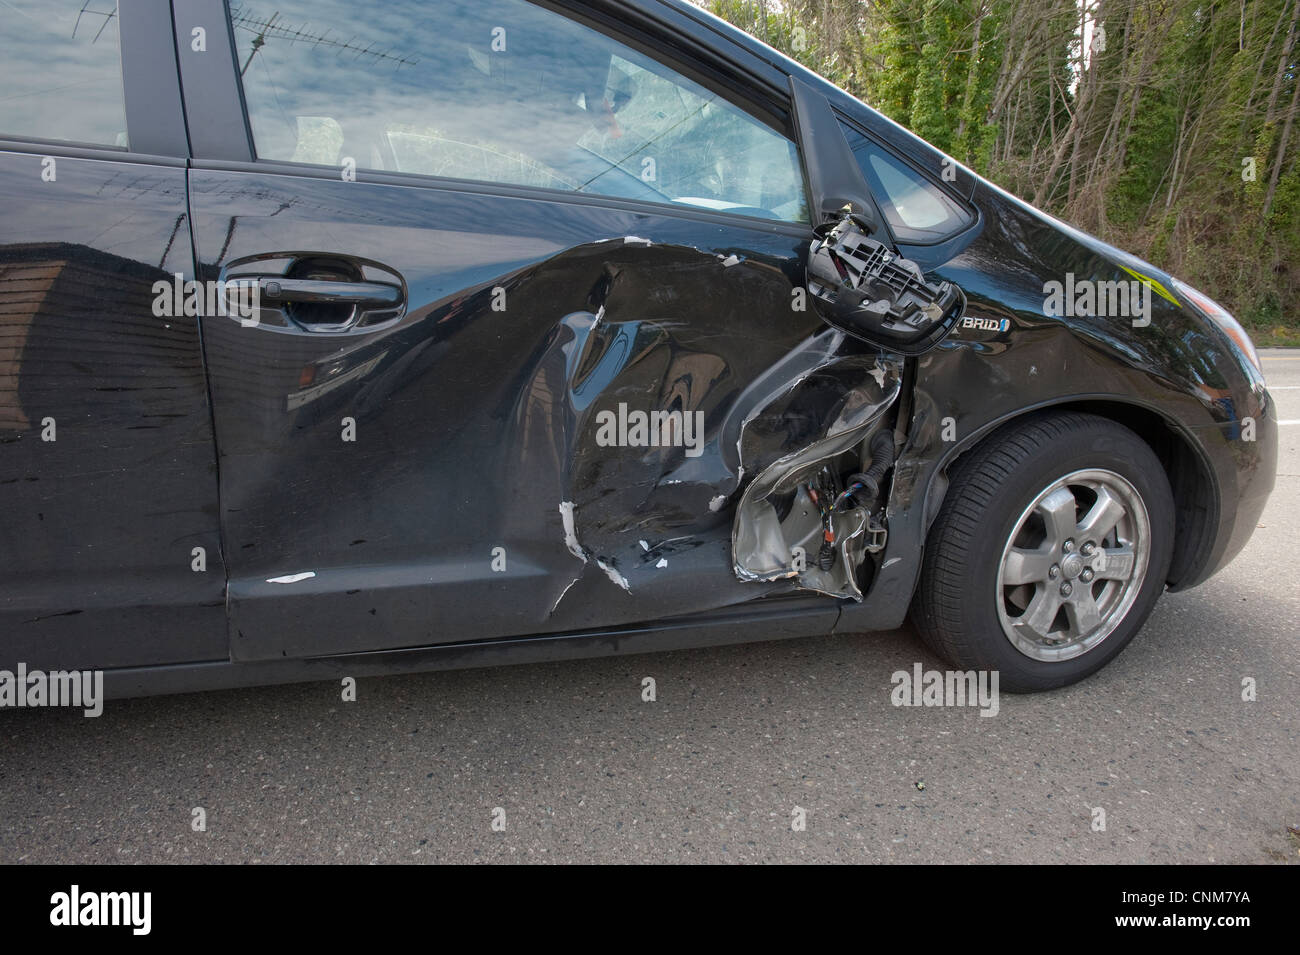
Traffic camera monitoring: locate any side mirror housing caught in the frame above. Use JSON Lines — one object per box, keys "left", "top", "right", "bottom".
{"left": 806, "top": 212, "right": 965, "bottom": 355}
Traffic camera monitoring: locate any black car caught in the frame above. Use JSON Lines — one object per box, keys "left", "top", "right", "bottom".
{"left": 0, "top": 0, "right": 1275, "bottom": 698}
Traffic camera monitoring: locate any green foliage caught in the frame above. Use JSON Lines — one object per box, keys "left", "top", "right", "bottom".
{"left": 705, "top": 0, "right": 1300, "bottom": 333}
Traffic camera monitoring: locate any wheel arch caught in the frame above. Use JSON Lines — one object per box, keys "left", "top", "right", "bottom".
{"left": 920, "top": 397, "right": 1221, "bottom": 590}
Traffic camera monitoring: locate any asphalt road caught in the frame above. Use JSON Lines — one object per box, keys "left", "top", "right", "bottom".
{"left": 2, "top": 352, "right": 1297, "bottom": 864}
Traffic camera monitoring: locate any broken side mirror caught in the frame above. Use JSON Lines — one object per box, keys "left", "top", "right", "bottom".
{"left": 806, "top": 210, "right": 966, "bottom": 355}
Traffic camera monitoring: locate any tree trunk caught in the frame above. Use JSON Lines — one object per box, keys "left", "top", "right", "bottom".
{"left": 1264, "top": 60, "right": 1300, "bottom": 216}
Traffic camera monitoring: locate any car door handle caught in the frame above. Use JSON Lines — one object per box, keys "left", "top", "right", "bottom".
{"left": 221, "top": 254, "right": 408, "bottom": 332}
{"left": 255, "top": 277, "right": 402, "bottom": 308}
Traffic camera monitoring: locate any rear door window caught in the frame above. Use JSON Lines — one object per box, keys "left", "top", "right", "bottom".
{"left": 0, "top": 1, "right": 127, "bottom": 147}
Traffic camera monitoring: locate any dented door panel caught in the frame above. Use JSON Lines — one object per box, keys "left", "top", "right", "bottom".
{"left": 189, "top": 172, "right": 904, "bottom": 659}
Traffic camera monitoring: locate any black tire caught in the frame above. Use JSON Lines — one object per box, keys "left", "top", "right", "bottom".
{"left": 910, "top": 412, "right": 1175, "bottom": 692}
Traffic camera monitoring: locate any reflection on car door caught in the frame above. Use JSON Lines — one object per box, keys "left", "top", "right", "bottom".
{"left": 0, "top": 0, "right": 226, "bottom": 670}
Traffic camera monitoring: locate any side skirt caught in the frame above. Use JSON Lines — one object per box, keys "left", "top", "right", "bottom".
{"left": 101, "top": 598, "right": 848, "bottom": 700}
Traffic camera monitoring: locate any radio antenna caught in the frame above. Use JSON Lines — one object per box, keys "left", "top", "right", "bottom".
{"left": 72, "top": 1, "right": 117, "bottom": 44}
{"left": 230, "top": 7, "right": 419, "bottom": 75}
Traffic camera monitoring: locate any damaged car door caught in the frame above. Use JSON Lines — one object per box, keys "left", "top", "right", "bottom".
{"left": 179, "top": 0, "right": 952, "bottom": 660}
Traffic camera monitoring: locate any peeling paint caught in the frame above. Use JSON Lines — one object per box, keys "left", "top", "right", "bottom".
{"left": 267, "top": 572, "right": 316, "bottom": 584}
{"left": 560, "top": 500, "right": 630, "bottom": 593}
{"left": 559, "top": 501, "right": 584, "bottom": 563}
{"left": 596, "top": 558, "right": 630, "bottom": 591}
{"left": 550, "top": 576, "right": 581, "bottom": 614}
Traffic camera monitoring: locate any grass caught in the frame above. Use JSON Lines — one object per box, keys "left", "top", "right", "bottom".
{"left": 1244, "top": 324, "right": 1300, "bottom": 348}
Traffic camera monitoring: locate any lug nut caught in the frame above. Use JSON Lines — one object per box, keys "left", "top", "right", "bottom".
{"left": 1081, "top": 542, "right": 1095, "bottom": 556}
{"left": 1063, "top": 539, "right": 1075, "bottom": 552}
{"left": 1081, "top": 568, "right": 1094, "bottom": 582}
{"left": 1049, "top": 564, "right": 1060, "bottom": 579}
{"left": 1060, "top": 582, "right": 1073, "bottom": 597}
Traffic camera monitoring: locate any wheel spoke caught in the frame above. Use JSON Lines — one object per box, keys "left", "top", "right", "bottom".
{"left": 1013, "top": 588, "right": 1061, "bottom": 640}
{"left": 1095, "top": 543, "right": 1136, "bottom": 580}
{"left": 1003, "top": 547, "right": 1052, "bottom": 585}
{"left": 1064, "top": 591, "right": 1103, "bottom": 635}
{"left": 1038, "top": 487, "right": 1078, "bottom": 547}
{"left": 1078, "top": 485, "right": 1125, "bottom": 542}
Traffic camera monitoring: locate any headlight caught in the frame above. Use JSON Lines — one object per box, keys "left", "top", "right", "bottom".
{"left": 1170, "top": 278, "right": 1262, "bottom": 374}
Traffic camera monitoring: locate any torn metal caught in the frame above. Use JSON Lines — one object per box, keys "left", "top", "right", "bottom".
{"left": 731, "top": 349, "right": 901, "bottom": 600}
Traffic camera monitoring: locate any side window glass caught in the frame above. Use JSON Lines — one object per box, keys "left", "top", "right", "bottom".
{"left": 231, "top": 0, "right": 808, "bottom": 223}
{"left": 840, "top": 123, "right": 971, "bottom": 243}
{"left": 0, "top": 1, "right": 127, "bottom": 147}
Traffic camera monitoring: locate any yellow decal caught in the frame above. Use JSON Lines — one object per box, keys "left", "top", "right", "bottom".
{"left": 1117, "top": 264, "right": 1181, "bottom": 307}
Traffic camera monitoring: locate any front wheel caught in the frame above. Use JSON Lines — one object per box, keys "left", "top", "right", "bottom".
{"left": 910, "top": 412, "right": 1175, "bottom": 692}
